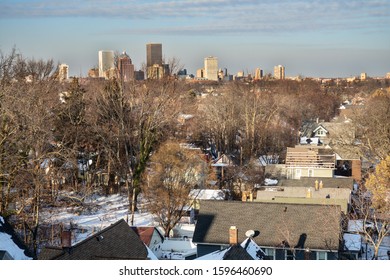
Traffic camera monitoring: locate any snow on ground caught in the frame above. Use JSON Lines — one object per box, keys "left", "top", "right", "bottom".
{"left": 0, "top": 216, "right": 32, "bottom": 260}
{"left": 40, "top": 192, "right": 157, "bottom": 244}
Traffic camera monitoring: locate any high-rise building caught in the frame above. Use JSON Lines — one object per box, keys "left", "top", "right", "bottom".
{"left": 146, "top": 43, "right": 162, "bottom": 67}
{"left": 274, "top": 65, "right": 285, "bottom": 80}
{"left": 196, "top": 69, "right": 204, "bottom": 79}
{"left": 58, "top": 64, "right": 69, "bottom": 82}
{"left": 386, "top": 72, "right": 390, "bottom": 79}
{"left": 254, "top": 68, "right": 263, "bottom": 80}
{"left": 360, "top": 72, "right": 367, "bottom": 80}
{"left": 204, "top": 56, "right": 218, "bottom": 81}
{"left": 98, "top": 50, "right": 115, "bottom": 79}
{"left": 117, "top": 51, "right": 134, "bottom": 82}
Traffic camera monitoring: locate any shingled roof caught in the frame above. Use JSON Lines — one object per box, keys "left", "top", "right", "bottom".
{"left": 39, "top": 219, "right": 148, "bottom": 260}
{"left": 193, "top": 201, "right": 342, "bottom": 251}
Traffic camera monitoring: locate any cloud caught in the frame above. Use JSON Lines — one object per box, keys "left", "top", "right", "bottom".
{"left": 1, "top": 0, "right": 389, "bottom": 34}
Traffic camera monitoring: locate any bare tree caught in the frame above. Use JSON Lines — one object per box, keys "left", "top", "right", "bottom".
{"left": 142, "top": 140, "right": 208, "bottom": 237}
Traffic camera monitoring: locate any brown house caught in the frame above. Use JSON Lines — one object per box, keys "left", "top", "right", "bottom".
{"left": 39, "top": 219, "right": 152, "bottom": 260}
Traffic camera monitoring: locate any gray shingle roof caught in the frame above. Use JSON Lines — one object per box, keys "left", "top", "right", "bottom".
{"left": 193, "top": 201, "right": 341, "bottom": 251}
{"left": 39, "top": 219, "right": 148, "bottom": 260}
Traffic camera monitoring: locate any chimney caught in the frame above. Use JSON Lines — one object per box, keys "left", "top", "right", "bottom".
{"left": 61, "top": 231, "right": 72, "bottom": 248}
{"left": 306, "top": 188, "right": 312, "bottom": 198}
{"left": 319, "top": 180, "right": 323, "bottom": 189}
{"left": 229, "top": 226, "right": 238, "bottom": 245}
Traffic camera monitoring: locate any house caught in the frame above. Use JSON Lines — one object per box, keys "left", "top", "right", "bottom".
{"left": 189, "top": 189, "right": 226, "bottom": 211}
{"left": 131, "top": 226, "right": 164, "bottom": 253}
{"left": 0, "top": 216, "right": 33, "bottom": 260}
{"left": 38, "top": 219, "right": 155, "bottom": 260}
{"left": 196, "top": 235, "right": 266, "bottom": 260}
{"left": 156, "top": 238, "right": 197, "bottom": 260}
{"left": 285, "top": 146, "right": 336, "bottom": 179}
{"left": 255, "top": 185, "right": 351, "bottom": 213}
{"left": 193, "top": 200, "right": 342, "bottom": 260}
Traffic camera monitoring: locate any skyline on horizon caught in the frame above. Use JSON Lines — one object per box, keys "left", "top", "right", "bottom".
{"left": 1, "top": 0, "right": 390, "bottom": 78}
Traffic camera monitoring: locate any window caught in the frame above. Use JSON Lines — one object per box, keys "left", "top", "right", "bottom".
{"left": 263, "top": 248, "right": 275, "bottom": 260}
{"left": 308, "top": 169, "right": 314, "bottom": 177}
{"left": 295, "top": 169, "right": 301, "bottom": 179}
{"left": 317, "top": 251, "right": 327, "bottom": 260}
{"left": 285, "top": 249, "right": 295, "bottom": 260}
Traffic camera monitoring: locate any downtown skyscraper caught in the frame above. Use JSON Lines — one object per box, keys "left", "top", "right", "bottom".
{"left": 98, "top": 50, "right": 115, "bottom": 79}
{"left": 204, "top": 56, "right": 218, "bottom": 81}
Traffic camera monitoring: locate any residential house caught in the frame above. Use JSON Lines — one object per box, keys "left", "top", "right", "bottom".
{"left": 285, "top": 146, "right": 336, "bottom": 179}
{"left": 299, "top": 120, "right": 362, "bottom": 181}
{"left": 193, "top": 200, "right": 342, "bottom": 260}
{"left": 131, "top": 226, "right": 164, "bottom": 253}
{"left": 196, "top": 235, "right": 266, "bottom": 260}
{"left": 0, "top": 216, "right": 33, "bottom": 260}
{"left": 255, "top": 185, "right": 351, "bottom": 213}
{"left": 38, "top": 219, "right": 155, "bottom": 260}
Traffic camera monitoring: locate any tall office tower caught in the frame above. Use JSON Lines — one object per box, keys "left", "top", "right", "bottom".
{"left": 204, "top": 56, "right": 218, "bottom": 81}
{"left": 254, "top": 68, "right": 263, "bottom": 80}
{"left": 146, "top": 43, "right": 162, "bottom": 67}
{"left": 58, "top": 64, "right": 69, "bottom": 82}
{"left": 117, "top": 51, "right": 135, "bottom": 82}
{"left": 387, "top": 72, "right": 390, "bottom": 79}
{"left": 98, "top": 50, "right": 115, "bottom": 79}
{"left": 196, "top": 68, "right": 204, "bottom": 79}
{"left": 146, "top": 43, "right": 163, "bottom": 79}
{"left": 274, "top": 65, "right": 285, "bottom": 80}
{"left": 360, "top": 72, "right": 367, "bottom": 80}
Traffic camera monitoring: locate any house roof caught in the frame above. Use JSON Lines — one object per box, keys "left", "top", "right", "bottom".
{"left": 131, "top": 226, "right": 163, "bottom": 247}
{"left": 193, "top": 200, "right": 341, "bottom": 251}
{"left": 196, "top": 238, "right": 264, "bottom": 260}
{"left": 39, "top": 219, "right": 149, "bottom": 260}
{"left": 0, "top": 216, "right": 32, "bottom": 260}
{"left": 278, "top": 177, "right": 354, "bottom": 190}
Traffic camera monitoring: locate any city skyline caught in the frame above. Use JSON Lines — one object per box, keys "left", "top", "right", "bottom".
{"left": 1, "top": 0, "right": 390, "bottom": 78}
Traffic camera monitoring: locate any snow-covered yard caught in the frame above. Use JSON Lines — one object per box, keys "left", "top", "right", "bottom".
{"left": 40, "top": 192, "right": 157, "bottom": 244}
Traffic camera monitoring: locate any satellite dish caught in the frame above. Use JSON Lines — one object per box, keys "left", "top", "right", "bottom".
{"left": 245, "top": 230, "right": 255, "bottom": 238}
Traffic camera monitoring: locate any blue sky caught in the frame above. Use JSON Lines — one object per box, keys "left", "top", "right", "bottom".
{"left": 1, "top": 0, "right": 389, "bottom": 77}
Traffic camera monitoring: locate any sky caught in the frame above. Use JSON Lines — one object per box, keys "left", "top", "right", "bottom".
{"left": 0, "top": 0, "right": 390, "bottom": 78}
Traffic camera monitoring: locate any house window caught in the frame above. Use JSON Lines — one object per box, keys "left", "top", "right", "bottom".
{"left": 308, "top": 169, "right": 314, "bottom": 177}
{"left": 285, "top": 249, "right": 295, "bottom": 260}
{"left": 263, "top": 248, "right": 275, "bottom": 260}
{"left": 295, "top": 169, "right": 301, "bottom": 179}
{"left": 316, "top": 129, "right": 325, "bottom": 136}
{"left": 317, "top": 251, "right": 327, "bottom": 260}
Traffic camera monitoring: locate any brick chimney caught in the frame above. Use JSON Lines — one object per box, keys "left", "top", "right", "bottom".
{"left": 229, "top": 226, "right": 238, "bottom": 245}
{"left": 61, "top": 231, "right": 72, "bottom": 248}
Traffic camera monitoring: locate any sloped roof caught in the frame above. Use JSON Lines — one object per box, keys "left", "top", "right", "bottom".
{"left": 193, "top": 201, "right": 341, "bottom": 251}
{"left": 0, "top": 216, "right": 32, "bottom": 260}
{"left": 196, "top": 238, "right": 264, "bottom": 260}
{"left": 39, "top": 219, "right": 148, "bottom": 260}
{"left": 131, "top": 226, "right": 163, "bottom": 247}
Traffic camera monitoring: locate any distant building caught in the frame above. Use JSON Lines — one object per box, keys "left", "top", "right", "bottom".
{"left": 146, "top": 43, "right": 162, "bottom": 67}
{"left": 274, "top": 65, "right": 285, "bottom": 80}
{"left": 134, "top": 70, "right": 145, "bottom": 81}
{"left": 146, "top": 43, "right": 167, "bottom": 79}
{"left": 147, "top": 63, "right": 169, "bottom": 79}
{"left": 88, "top": 68, "right": 99, "bottom": 78}
{"left": 98, "top": 50, "right": 115, "bottom": 79}
{"left": 204, "top": 56, "right": 218, "bottom": 81}
{"left": 196, "top": 68, "right": 204, "bottom": 79}
{"left": 117, "top": 51, "right": 134, "bottom": 82}
{"left": 58, "top": 64, "right": 69, "bottom": 82}
{"left": 360, "top": 72, "right": 367, "bottom": 80}
{"left": 387, "top": 72, "right": 390, "bottom": 79}
{"left": 254, "top": 68, "right": 263, "bottom": 80}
